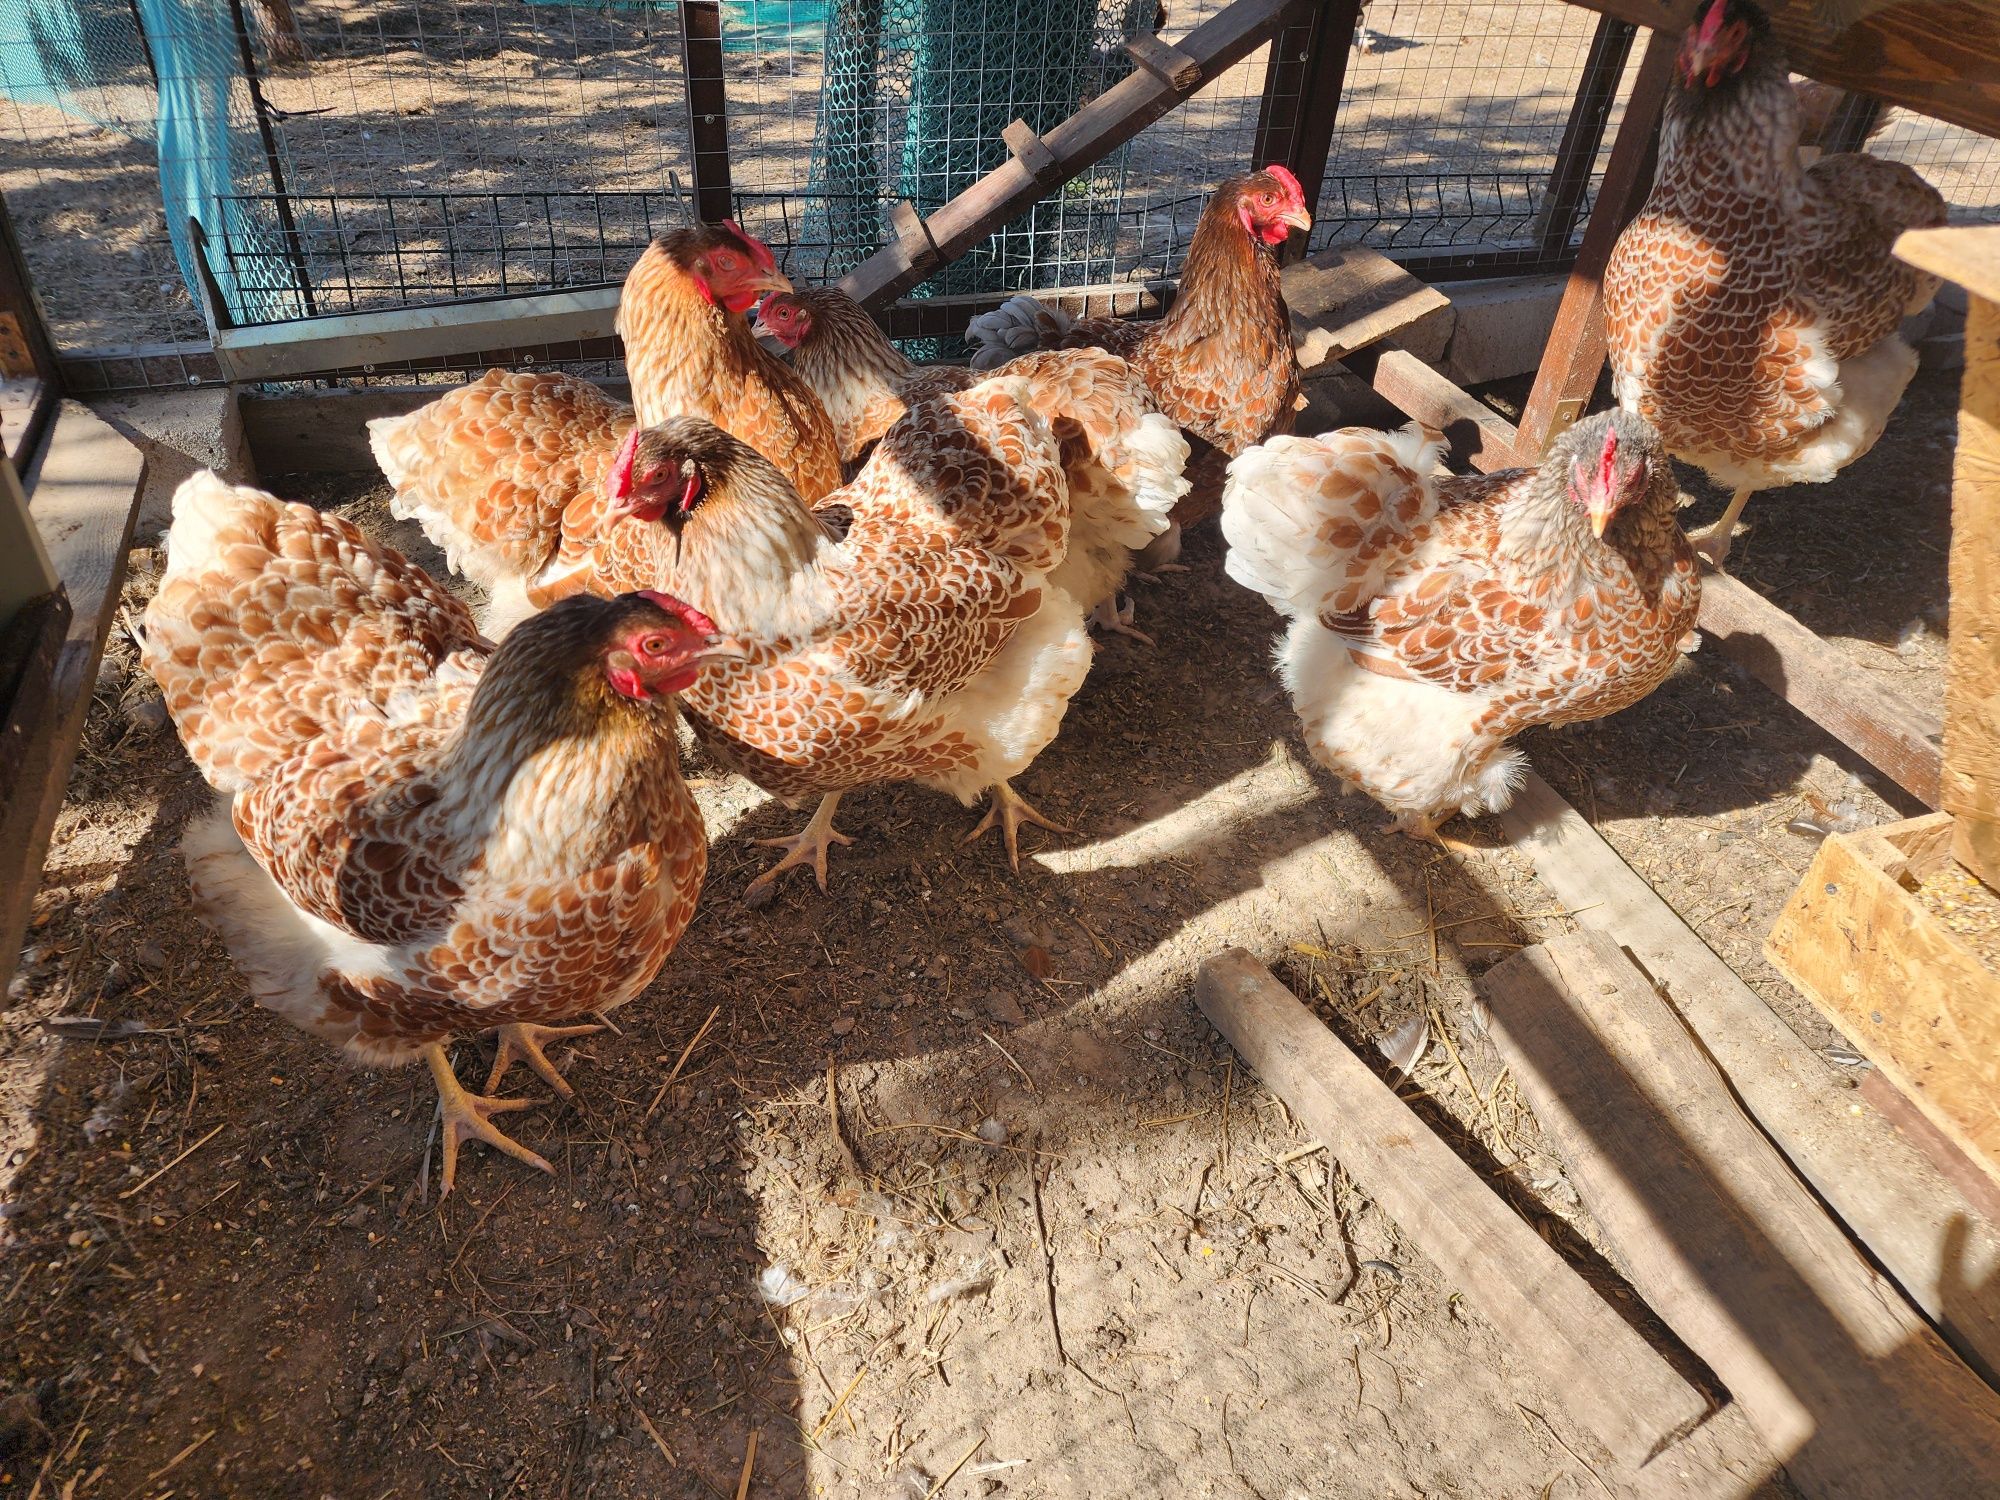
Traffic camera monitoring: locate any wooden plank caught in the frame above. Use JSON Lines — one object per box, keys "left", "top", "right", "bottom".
{"left": 0, "top": 415, "right": 59, "bottom": 625}
{"left": 888, "top": 200, "right": 938, "bottom": 278}
{"left": 1000, "top": 119, "right": 1060, "bottom": 185}
{"left": 839, "top": 0, "right": 1307, "bottom": 310}
{"left": 1497, "top": 771, "right": 2000, "bottom": 1384}
{"left": 210, "top": 286, "right": 621, "bottom": 384}
{"left": 0, "top": 180, "right": 60, "bottom": 383}
{"left": 1284, "top": 247, "right": 1449, "bottom": 374}
{"left": 1122, "top": 31, "right": 1201, "bottom": 90}
{"left": 1571, "top": 0, "right": 2000, "bottom": 146}
{"left": 1766, "top": 814, "right": 2000, "bottom": 1187}
{"left": 1, "top": 376, "right": 55, "bottom": 469}
{"left": 1933, "top": 259, "right": 2000, "bottom": 885}
{"left": 1194, "top": 947, "right": 1712, "bottom": 1472}
{"left": 1696, "top": 571, "right": 1943, "bottom": 809}
{"left": 679, "top": 0, "right": 734, "bottom": 226}
{"left": 1899, "top": 225, "right": 2000, "bottom": 309}
{"left": 1857, "top": 1068, "right": 2000, "bottom": 1233}
{"left": 1511, "top": 24, "right": 1675, "bottom": 462}
{"left": 1483, "top": 932, "right": 2000, "bottom": 1498}
{"left": 0, "top": 403, "right": 146, "bottom": 995}
{"left": 1340, "top": 344, "right": 1520, "bottom": 472}
{"left": 0, "top": 589, "right": 70, "bottom": 814}
{"left": 1535, "top": 13, "right": 1639, "bottom": 260}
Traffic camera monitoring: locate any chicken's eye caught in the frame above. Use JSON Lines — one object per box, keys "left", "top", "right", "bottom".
{"left": 715, "top": 253, "right": 739, "bottom": 271}
{"left": 641, "top": 635, "right": 671, "bottom": 656}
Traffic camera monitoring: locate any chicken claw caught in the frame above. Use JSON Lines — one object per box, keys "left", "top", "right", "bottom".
{"left": 747, "top": 792, "right": 852, "bottom": 896}
{"left": 1089, "top": 594, "right": 1155, "bottom": 648}
{"left": 963, "top": 780, "right": 1075, "bottom": 872}
{"left": 484, "top": 1021, "right": 603, "bottom": 1098}
{"left": 1385, "top": 810, "right": 1478, "bottom": 858}
{"left": 425, "top": 1044, "right": 552, "bottom": 1196}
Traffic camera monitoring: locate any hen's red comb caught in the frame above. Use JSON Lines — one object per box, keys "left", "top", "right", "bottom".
{"left": 607, "top": 428, "right": 641, "bottom": 501}
{"left": 1263, "top": 163, "right": 1305, "bottom": 204}
{"left": 1598, "top": 426, "right": 1620, "bottom": 497}
{"left": 636, "top": 589, "right": 718, "bottom": 636}
{"left": 722, "top": 219, "right": 777, "bottom": 272}
{"left": 1695, "top": 0, "right": 1728, "bottom": 45}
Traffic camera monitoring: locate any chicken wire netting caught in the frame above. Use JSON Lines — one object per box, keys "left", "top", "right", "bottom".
{"left": 5, "top": 0, "right": 2000, "bottom": 390}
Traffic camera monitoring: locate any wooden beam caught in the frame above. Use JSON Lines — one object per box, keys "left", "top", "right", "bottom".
{"left": 1284, "top": 248, "right": 1449, "bottom": 375}
{"left": 1496, "top": 771, "right": 2000, "bottom": 1384}
{"left": 1123, "top": 31, "right": 1201, "bottom": 90}
{"left": 1483, "top": 933, "right": 2000, "bottom": 1497}
{"left": 1766, "top": 814, "right": 2000, "bottom": 1187}
{"left": 0, "top": 189, "right": 58, "bottom": 385}
{"left": 0, "top": 404, "right": 146, "bottom": 996}
{"left": 888, "top": 200, "right": 939, "bottom": 278}
{"left": 1535, "top": 12, "right": 1639, "bottom": 261}
{"left": 1511, "top": 25, "right": 1676, "bottom": 462}
{"left": 210, "top": 286, "right": 620, "bottom": 384}
{"left": 1000, "top": 119, "right": 1060, "bottom": 186}
{"left": 1570, "top": 1, "right": 2000, "bottom": 145}
{"left": 1340, "top": 344, "right": 1520, "bottom": 473}
{"left": 679, "top": 0, "right": 734, "bottom": 226}
{"left": 1194, "top": 948, "right": 1712, "bottom": 1472}
{"left": 1895, "top": 228, "right": 2000, "bottom": 886}
{"left": 1695, "top": 570, "right": 1942, "bottom": 809}
{"left": 837, "top": 0, "right": 1308, "bottom": 310}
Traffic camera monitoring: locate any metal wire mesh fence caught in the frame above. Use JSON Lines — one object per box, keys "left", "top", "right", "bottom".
{"left": 6, "top": 0, "right": 2000, "bottom": 390}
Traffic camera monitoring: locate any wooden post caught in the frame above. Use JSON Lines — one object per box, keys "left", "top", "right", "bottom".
{"left": 1510, "top": 24, "right": 1677, "bottom": 462}
{"left": 1251, "top": 0, "right": 1361, "bottom": 263}
{"left": 1483, "top": 933, "right": 2000, "bottom": 1496}
{"left": 679, "top": 0, "right": 734, "bottom": 225}
{"left": 1535, "top": 13, "right": 1639, "bottom": 260}
{"left": 0, "top": 192, "right": 58, "bottom": 470}
{"left": 1819, "top": 91, "right": 1885, "bottom": 155}
{"left": 1894, "top": 226, "right": 2000, "bottom": 889}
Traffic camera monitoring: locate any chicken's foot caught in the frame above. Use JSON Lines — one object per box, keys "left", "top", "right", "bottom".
{"left": 424, "top": 1044, "right": 552, "bottom": 1196}
{"left": 963, "top": 780, "right": 1075, "bottom": 872}
{"left": 747, "top": 792, "right": 852, "bottom": 895}
{"left": 484, "top": 1021, "right": 602, "bottom": 1098}
{"left": 1692, "top": 486, "right": 1755, "bottom": 570}
{"left": 1385, "top": 810, "right": 1478, "bottom": 858}
{"left": 1089, "top": 594, "right": 1155, "bottom": 647}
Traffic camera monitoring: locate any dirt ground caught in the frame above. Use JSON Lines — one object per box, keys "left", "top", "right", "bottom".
{"left": 0, "top": 354, "right": 1963, "bottom": 1497}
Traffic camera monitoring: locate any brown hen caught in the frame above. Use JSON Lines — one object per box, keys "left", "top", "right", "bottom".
{"left": 142, "top": 472, "right": 741, "bottom": 1190}
{"left": 1602, "top": 0, "right": 1944, "bottom": 568}
{"left": 1222, "top": 410, "right": 1698, "bottom": 840}
{"left": 965, "top": 165, "right": 1310, "bottom": 527}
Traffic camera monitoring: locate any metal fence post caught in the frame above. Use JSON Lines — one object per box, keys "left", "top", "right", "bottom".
{"left": 1251, "top": 0, "right": 1360, "bottom": 264}
{"left": 680, "top": 0, "right": 734, "bottom": 225}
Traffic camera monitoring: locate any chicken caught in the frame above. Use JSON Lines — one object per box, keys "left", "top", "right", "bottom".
{"left": 1221, "top": 410, "right": 1698, "bottom": 840}
{"left": 1602, "top": 0, "right": 1944, "bottom": 569}
{"left": 398, "top": 349, "right": 1187, "bottom": 891}
{"left": 370, "top": 369, "right": 637, "bottom": 630}
{"left": 618, "top": 220, "right": 845, "bottom": 503}
{"left": 757, "top": 284, "right": 1171, "bottom": 643}
{"left": 965, "top": 165, "right": 1310, "bottom": 527}
{"left": 755, "top": 284, "right": 976, "bottom": 469}
{"left": 141, "top": 472, "right": 742, "bottom": 1190}
{"left": 367, "top": 221, "right": 844, "bottom": 619}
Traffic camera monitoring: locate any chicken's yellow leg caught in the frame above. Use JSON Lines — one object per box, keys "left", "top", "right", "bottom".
{"left": 747, "top": 792, "right": 852, "bottom": 895}
{"left": 425, "top": 1044, "right": 552, "bottom": 1196}
{"left": 962, "top": 780, "right": 1075, "bottom": 872}
{"left": 483, "top": 1021, "right": 602, "bottom": 1098}
{"left": 1693, "top": 486, "right": 1755, "bottom": 570}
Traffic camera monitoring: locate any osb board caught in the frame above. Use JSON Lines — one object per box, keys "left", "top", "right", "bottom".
{"left": 1767, "top": 814, "right": 2000, "bottom": 1187}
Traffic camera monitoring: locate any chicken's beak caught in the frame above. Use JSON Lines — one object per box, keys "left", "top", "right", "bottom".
{"left": 1278, "top": 204, "right": 1313, "bottom": 233}
{"left": 745, "top": 266, "right": 795, "bottom": 298}
{"left": 1588, "top": 499, "right": 1614, "bottom": 540}
{"left": 694, "top": 634, "right": 752, "bottom": 667}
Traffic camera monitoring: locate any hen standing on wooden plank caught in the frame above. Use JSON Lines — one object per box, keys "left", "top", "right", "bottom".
{"left": 1602, "top": 0, "right": 1944, "bottom": 569}
{"left": 758, "top": 284, "right": 1173, "bottom": 643}
{"left": 1221, "top": 410, "right": 1698, "bottom": 840}
{"left": 965, "top": 166, "right": 1310, "bottom": 529}
{"left": 141, "top": 473, "right": 742, "bottom": 1190}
